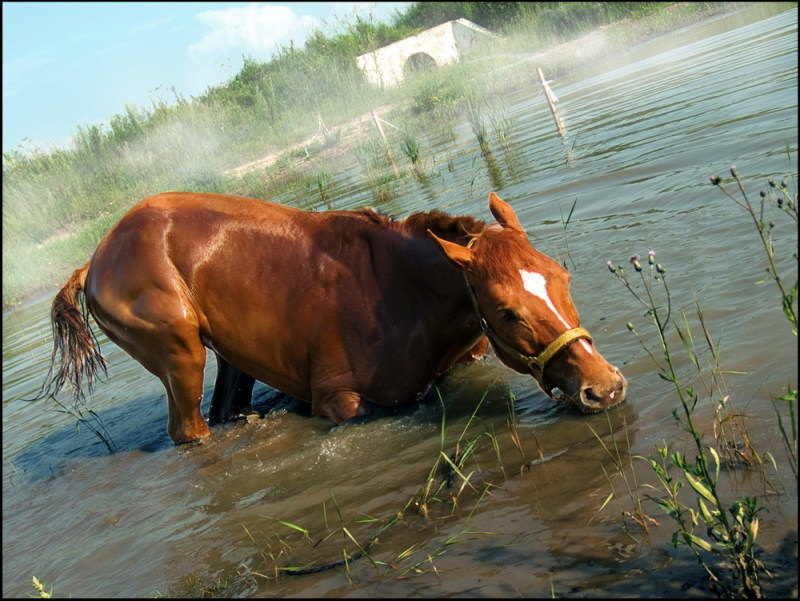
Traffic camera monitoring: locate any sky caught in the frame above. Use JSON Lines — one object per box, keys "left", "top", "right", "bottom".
{"left": 2, "top": 1, "right": 411, "bottom": 155}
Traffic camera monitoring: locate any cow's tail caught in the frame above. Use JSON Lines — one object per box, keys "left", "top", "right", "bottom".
{"left": 33, "top": 263, "right": 108, "bottom": 402}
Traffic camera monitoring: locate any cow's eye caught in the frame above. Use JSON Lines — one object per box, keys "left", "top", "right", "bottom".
{"left": 498, "top": 308, "right": 520, "bottom": 323}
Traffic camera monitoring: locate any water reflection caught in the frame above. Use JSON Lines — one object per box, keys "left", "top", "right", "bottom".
{"left": 481, "top": 148, "right": 505, "bottom": 190}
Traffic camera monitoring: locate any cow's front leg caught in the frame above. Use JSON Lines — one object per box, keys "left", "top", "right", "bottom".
{"left": 311, "top": 389, "right": 370, "bottom": 424}
{"left": 456, "top": 336, "right": 489, "bottom": 365}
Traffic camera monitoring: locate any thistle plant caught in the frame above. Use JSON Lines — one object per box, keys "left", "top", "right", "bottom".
{"left": 710, "top": 167, "right": 798, "bottom": 333}
{"left": 607, "top": 252, "right": 772, "bottom": 598}
{"left": 711, "top": 165, "right": 798, "bottom": 482}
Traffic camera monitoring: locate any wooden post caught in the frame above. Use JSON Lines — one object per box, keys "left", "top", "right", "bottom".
{"left": 317, "top": 114, "right": 331, "bottom": 137}
{"left": 371, "top": 110, "right": 400, "bottom": 177}
{"left": 537, "top": 68, "right": 566, "bottom": 138}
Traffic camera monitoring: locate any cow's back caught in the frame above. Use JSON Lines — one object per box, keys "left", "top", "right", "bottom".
{"left": 83, "top": 192, "right": 481, "bottom": 411}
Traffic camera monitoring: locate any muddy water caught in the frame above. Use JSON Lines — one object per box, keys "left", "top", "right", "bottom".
{"left": 3, "top": 4, "right": 797, "bottom": 598}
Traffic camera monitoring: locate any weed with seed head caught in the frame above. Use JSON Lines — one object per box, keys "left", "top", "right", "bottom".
{"left": 603, "top": 159, "right": 800, "bottom": 598}
{"left": 710, "top": 163, "right": 798, "bottom": 484}
{"left": 608, "top": 250, "right": 773, "bottom": 597}
{"left": 710, "top": 166, "right": 797, "bottom": 333}
{"left": 606, "top": 158, "right": 798, "bottom": 597}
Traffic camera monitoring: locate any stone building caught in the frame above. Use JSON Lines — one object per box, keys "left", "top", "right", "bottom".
{"left": 356, "top": 18, "right": 496, "bottom": 87}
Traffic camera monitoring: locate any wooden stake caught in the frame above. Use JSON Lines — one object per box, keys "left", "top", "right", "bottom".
{"left": 371, "top": 110, "right": 400, "bottom": 177}
{"left": 537, "top": 68, "right": 566, "bottom": 138}
{"left": 317, "top": 114, "right": 331, "bottom": 137}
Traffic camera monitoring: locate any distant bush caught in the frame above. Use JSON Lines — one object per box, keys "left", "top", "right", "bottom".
{"left": 408, "top": 63, "right": 474, "bottom": 114}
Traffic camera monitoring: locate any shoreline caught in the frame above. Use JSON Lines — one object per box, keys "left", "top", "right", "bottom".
{"left": 219, "top": 2, "right": 749, "bottom": 183}
{"left": 221, "top": 26, "right": 615, "bottom": 180}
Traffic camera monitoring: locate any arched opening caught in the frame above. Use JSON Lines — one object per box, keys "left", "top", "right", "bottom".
{"left": 403, "top": 52, "right": 437, "bottom": 76}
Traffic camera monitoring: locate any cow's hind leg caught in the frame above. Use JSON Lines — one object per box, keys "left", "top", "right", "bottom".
{"left": 161, "top": 343, "right": 210, "bottom": 444}
{"left": 89, "top": 288, "right": 211, "bottom": 444}
{"left": 123, "top": 328, "right": 210, "bottom": 444}
{"left": 208, "top": 354, "right": 256, "bottom": 426}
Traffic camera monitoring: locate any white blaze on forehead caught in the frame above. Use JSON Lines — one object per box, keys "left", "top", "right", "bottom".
{"left": 520, "top": 270, "right": 569, "bottom": 328}
{"left": 519, "top": 269, "right": 594, "bottom": 354}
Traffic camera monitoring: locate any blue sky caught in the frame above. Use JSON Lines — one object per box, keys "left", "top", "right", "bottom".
{"left": 2, "top": 1, "right": 410, "bottom": 154}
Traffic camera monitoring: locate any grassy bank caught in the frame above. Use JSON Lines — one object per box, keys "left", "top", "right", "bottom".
{"left": 2, "top": 1, "right": 761, "bottom": 308}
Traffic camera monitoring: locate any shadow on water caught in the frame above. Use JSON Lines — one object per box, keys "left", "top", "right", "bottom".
{"left": 11, "top": 384, "right": 309, "bottom": 483}
{"left": 12, "top": 363, "right": 541, "bottom": 484}
{"left": 13, "top": 391, "right": 177, "bottom": 482}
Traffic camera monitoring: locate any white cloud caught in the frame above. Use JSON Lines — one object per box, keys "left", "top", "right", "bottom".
{"left": 188, "top": 3, "right": 316, "bottom": 59}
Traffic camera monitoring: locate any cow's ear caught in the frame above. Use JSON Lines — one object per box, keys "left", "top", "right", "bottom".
{"left": 427, "top": 230, "right": 474, "bottom": 271}
{"left": 488, "top": 191, "right": 525, "bottom": 234}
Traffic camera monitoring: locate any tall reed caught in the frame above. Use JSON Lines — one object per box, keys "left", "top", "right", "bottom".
{"left": 464, "top": 91, "right": 490, "bottom": 155}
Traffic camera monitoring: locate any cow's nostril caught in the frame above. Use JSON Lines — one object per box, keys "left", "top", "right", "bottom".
{"left": 580, "top": 386, "right": 603, "bottom": 409}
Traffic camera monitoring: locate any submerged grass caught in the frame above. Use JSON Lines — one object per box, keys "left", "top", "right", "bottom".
{"left": 353, "top": 136, "right": 397, "bottom": 204}
{"left": 587, "top": 412, "right": 658, "bottom": 535}
{"left": 464, "top": 91, "right": 490, "bottom": 155}
{"left": 174, "top": 383, "right": 526, "bottom": 594}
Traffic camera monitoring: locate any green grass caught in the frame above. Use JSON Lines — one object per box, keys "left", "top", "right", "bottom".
{"left": 30, "top": 380, "right": 517, "bottom": 597}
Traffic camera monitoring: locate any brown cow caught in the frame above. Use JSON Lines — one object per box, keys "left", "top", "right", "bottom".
{"left": 41, "top": 191, "right": 626, "bottom": 444}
